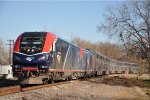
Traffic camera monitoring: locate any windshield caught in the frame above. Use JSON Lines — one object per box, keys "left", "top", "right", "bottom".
{"left": 20, "top": 32, "right": 46, "bottom": 55}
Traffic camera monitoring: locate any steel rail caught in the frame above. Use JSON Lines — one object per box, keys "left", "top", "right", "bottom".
{"left": 0, "top": 81, "right": 69, "bottom": 96}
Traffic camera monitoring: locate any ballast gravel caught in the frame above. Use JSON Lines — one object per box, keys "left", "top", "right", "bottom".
{"left": 0, "top": 75, "right": 149, "bottom": 100}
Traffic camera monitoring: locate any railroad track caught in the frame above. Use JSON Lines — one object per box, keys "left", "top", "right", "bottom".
{"left": 0, "top": 85, "right": 21, "bottom": 96}
{"left": 21, "top": 81, "right": 67, "bottom": 92}
{"left": 0, "top": 81, "right": 68, "bottom": 96}
{"left": 0, "top": 75, "right": 98, "bottom": 96}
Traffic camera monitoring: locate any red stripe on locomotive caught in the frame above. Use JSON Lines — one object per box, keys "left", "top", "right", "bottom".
{"left": 42, "top": 32, "right": 56, "bottom": 52}
{"left": 23, "top": 67, "right": 37, "bottom": 71}
{"left": 13, "top": 34, "right": 22, "bottom": 52}
{"left": 80, "top": 48, "right": 83, "bottom": 59}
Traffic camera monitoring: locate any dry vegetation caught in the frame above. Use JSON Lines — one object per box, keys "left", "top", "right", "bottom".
{"left": 72, "top": 37, "right": 137, "bottom": 62}
{"left": 0, "top": 38, "right": 9, "bottom": 65}
{"left": 97, "top": 0, "right": 150, "bottom": 73}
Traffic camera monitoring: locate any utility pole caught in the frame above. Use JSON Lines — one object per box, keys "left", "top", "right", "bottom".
{"left": 7, "top": 40, "right": 14, "bottom": 65}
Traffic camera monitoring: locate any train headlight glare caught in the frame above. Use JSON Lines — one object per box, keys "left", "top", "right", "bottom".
{"left": 38, "top": 54, "right": 49, "bottom": 61}
{"left": 38, "top": 55, "right": 46, "bottom": 60}
{"left": 27, "top": 49, "right": 30, "bottom": 52}
{"left": 31, "top": 49, "right": 35, "bottom": 52}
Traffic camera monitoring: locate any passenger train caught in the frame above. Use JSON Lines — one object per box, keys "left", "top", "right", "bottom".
{"left": 13, "top": 32, "right": 138, "bottom": 84}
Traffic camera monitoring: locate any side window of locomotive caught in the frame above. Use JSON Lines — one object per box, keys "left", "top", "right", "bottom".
{"left": 60, "top": 41, "right": 69, "bottom": 63}
{"left": 55, "top": 40, "right": 61, "bottom": 52}
{"left": 55, "top": 40, "right": 69, "bottom": 66}
{"left": 55, "top": 40, "right": 62, "bottom": 67}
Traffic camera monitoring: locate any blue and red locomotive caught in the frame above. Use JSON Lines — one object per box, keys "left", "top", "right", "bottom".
{"left": 13, "top": 32, "right": 138, "bottom": 84}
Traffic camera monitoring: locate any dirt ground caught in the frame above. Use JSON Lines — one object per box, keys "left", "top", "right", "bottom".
{"left": 0, "top": 74, "right": 149, "bottom": 100}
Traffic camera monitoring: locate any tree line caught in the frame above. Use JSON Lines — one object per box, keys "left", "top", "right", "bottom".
{"left": 97, "top": 0, "right": 150, "bottom": 74}
{"left": 0, "top": 39, "right": 9, "bottom": 65}
{"left": 71, "top": 37, "right": 137, "bottom": 62}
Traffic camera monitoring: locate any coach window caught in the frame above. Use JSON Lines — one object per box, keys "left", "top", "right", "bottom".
{"left": 97, "top": 54, "right": 99, "bottom": 58}
{"left": 107, "top": 59, "right": 110, "bottom": 63}
{"left": 89, "top": 56, "right": 91, "bottom": 67}
{"left": 99, "top": 56, "right": 102, "bottom": 60}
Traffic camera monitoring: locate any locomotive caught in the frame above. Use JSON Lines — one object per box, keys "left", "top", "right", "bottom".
{"left": 13, "top": 32, "right": 138, "bottom": 84}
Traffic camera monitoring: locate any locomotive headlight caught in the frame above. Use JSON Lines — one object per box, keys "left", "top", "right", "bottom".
{"left": 38, "top": 55, "right": 46, "bottom": 60}
{"left": 27, "top": 48, "right": 30, "bottom": 52}
{"left": 31, "top": 49, "right": 35, "bottom": 52}
{"left": 38, "top": 54, "right": 49, "bottom": 61}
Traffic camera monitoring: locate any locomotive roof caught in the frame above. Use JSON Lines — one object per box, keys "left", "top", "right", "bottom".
{"left": 94, "top": 51, "right": 137, "bottom": 66}
{"left": 22, "top": 32, "right": 47, "bottom": 37}
{"left": 56, "top": 36, "right": 80, "bottom": 49}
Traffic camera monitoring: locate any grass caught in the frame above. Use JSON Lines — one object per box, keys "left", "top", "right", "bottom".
{"left": 138, "top": 79, "right": 150, "bottom": 96}
{"left": 129, "top": 77, "right": 150, "bottom": 87}
{"left": 141, "top": 80, "right": 150, "bottom": 87}
{"left": 128, "top": 77, "right": 150, "bottom": 97}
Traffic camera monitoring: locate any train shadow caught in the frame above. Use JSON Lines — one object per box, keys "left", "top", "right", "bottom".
{"left": 0, "top": 78, "right": 19, "bottom": 88}
{"left": 85, "top": 75, "right": 150, "bottom": 88}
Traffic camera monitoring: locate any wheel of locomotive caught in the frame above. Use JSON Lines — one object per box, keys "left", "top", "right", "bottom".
{"left": 50, "top": 80, "right": 54, "bottom": 84}
{"left": 66, "top": 76, "right": 72, "bottom": 81}
{"left": 48, "top": 78, "right": 54, "bottom": 84}
{"left": 43, "top": 78, "right": 49, "bottom": 84}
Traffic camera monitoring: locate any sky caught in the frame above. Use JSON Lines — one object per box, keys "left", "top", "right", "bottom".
{"left": 0, "top": 0, "right": 123, "bottom": 44}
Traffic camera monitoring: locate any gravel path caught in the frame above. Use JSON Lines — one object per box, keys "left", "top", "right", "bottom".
{"left": 0, "top": 75, "right": 149, "bottom": 100}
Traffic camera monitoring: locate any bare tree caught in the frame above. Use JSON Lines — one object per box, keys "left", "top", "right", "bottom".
{"left": 97, "top": 0, "right": 150, "bottom": 73}
{"left": 96, "top": 42, "right": 122, "bottom": 59}
{"left": 71, "top": 36, "right": 95, "bottom": 50}
{"left": 71, "top": 37, "right": 131, "bottom": 62}
{"left": 0, "top": 39, "right": 9, "bottom": 65}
